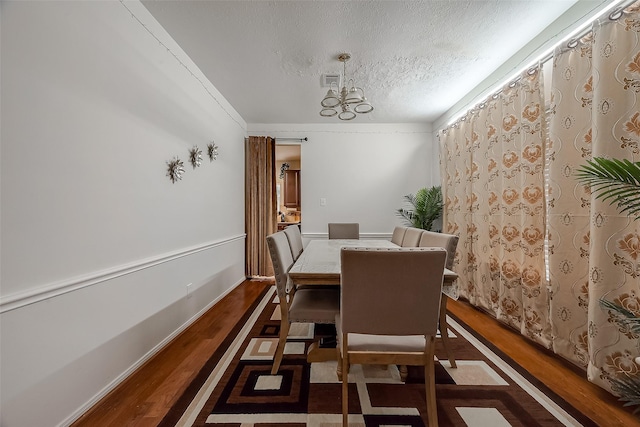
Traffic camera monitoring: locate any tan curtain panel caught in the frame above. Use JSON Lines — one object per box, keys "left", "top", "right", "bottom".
{"left": 245, "top": 136, "right": 276, "bottom": 277}
{"left": 440, "top": 123, "right": 474, "bottom": 303}
{"left": 548, "top": 6, "right": 640, "bottom": 391}
{"left": 440, "top": 69, "right": 551, "bottom": 348}
{"left": 547, "top": 34, "right": 594, "bottom": 368}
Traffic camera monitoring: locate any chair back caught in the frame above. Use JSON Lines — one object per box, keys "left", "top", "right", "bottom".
{"left": 340, "top": 247, "right": 446, "bottom": 337}
{"left": 418, "top": 230, "right": 459, "bottom": 269}
{"left": 401, "top": 227, "right": 423, "bottom": 247}
{"left": 266, "top": 231, "right": 295, "bottom": 298}
{"left": 391, "top": 226, "right": 407, "bottom": 245}
{"left": 328, "top": 223, "right": 359, "bottom": 239}
{"left": 283, "top": 225, "right": 304, "bottom": 260}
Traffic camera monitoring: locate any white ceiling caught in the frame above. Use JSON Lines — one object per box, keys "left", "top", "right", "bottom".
{"left": 141, "top": 0, "right": 582, "bottom": 124}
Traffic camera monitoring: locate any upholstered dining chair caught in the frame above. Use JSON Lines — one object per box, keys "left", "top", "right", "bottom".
{"left": 328, "top": 223, "right": 359, "bottom": 239}
{"left": 419, "top": 230, "right": 459, "bottom": 270}
{"left": 266, "top": 231, "right": 340, "bottom": 375}
{"left": 390, "top": 225, "right": 407, "bottom": 245}
{"left": 400, "top": 226, "right": 423, "bottom": 247}
{"left": 337, "top": 247, "right": 447, "bottom": 427}
{"left": 419, "top": 230, "right": 460, "bottom": 368}
{"left": 283, "top": 224, "right": 304, "bottom": 261}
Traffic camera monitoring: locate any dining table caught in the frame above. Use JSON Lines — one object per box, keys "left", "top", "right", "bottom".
{"left": 288, "top": 239, "right": 459, "bottom": 367}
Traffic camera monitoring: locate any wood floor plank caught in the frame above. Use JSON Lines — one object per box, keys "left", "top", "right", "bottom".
{"left": 73, "top": 280, "right": 638, "bottom": 426}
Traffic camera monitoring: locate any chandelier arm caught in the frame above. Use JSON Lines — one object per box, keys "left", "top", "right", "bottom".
{"left": 343, "top": 60, "right": 347, "bottom": 86}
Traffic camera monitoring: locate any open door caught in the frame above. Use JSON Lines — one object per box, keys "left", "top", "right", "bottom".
{"left": 275, "top": 144, "right": 301, "bottom": 232}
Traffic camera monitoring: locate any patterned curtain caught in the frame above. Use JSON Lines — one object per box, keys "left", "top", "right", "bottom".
{"left": 245, "top": 136, "right": 277, "bottom": 277}
{"left": 548, "top": 5, "right": 640, "bottom": 391}
{"left": 440, "top": 121, "right": 475, "bottom": 303}
{"left": 440, "top": 69, "right": 551, "bottom": 348}
{"left": 547, "top": 34, "right": 594, "bottom": 368}
{"left": 441, "top": 2, "right": 640, "bottom": 395}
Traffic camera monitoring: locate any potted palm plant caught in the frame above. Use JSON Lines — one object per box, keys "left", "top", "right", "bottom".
{"left": 396, "top": 186, "right": 443, "bottom": 231}
{"left": 576, "top": 157, "right": 640, "bottom": 413}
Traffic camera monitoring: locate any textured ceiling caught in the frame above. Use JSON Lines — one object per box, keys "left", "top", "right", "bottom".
{"left": 142, "top": 0, "right": 580, "bottom": 124}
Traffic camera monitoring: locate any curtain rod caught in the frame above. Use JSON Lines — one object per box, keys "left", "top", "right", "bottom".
{"left": 537, "top": 0, "right": 638, "bottom": 65}
{"left": 443, "top": 0, "right": 637, "bottom": 129}
{"left": 275, "top": 137, "right": 308, "bottom": 142}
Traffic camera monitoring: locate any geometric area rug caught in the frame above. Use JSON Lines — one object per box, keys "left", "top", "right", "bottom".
{"left": 159, "top": 286, "right": 595, "bottom": 427}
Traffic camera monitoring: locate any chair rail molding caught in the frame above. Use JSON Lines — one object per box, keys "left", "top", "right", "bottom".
{"left": 303, "top": 232, "right": 392, "bottom": 240}
{"left": 0, "top": 234, "right": 247, "bottom": 313}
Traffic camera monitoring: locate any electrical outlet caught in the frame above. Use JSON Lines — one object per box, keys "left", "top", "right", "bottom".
{"left": 320, "top": 198, "right": 327, "bottom": 206}
{"left": 186, "top": 283, "right": 193, "bottom": 298}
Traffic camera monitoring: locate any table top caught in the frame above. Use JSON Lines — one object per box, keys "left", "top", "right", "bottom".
{"left": 288, "top": 239, "right": 458, "bottom": 298}
{"left": 289, "top": 239, "right": 396, "bottom": 280}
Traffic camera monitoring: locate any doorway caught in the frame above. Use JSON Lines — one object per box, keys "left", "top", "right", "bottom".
{"left": 275, "top": 144, "right": 301, "bottom": 232}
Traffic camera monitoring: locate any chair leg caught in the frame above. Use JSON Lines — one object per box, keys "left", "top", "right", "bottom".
{"left": 342, "top": 334, "right": 349, "bottom": 426}
{"left": 425, "top": 337, "right": 438, "bottom": 427}
{"left": 399, "top": 365, "right": 408, "bottom": 382}
{"left": 271, "top": 322, "right": 289, "bottom": 375}
{"left": 439, "top": 296, "right": 457, "bottom": 368}
{"left": 336, "top": 346, "right": 343, "bottom": 381}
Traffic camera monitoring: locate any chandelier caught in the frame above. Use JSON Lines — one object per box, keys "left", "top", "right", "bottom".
{"left": 320, "top": 53, "right": 373, "bottom": 120}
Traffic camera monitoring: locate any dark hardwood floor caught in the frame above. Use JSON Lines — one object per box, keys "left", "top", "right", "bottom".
{"left": 72, "top": 279, "right": 639, "bottom": 426}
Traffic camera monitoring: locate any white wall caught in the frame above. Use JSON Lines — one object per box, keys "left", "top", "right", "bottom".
{"left": 1, "top": 2, "right": 247, "bottom": 426}
{"left": 249, "top": 123, "right": 436, "bottom": 240}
